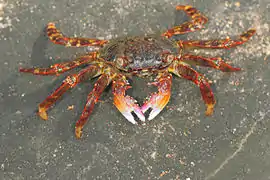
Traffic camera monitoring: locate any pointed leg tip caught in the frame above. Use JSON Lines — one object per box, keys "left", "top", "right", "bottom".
{"left": 75, "top": 126, "right": 82, "bottom": 139}
{"left": 205, "top": 110, "right": 213, "bottom": 116}
{"left": 225, "top": 67, "right": 242, "bottom": 72}
{"left": 175, "top": 5, "right": 188, "bottom": 10}
{"left": 38, "top": 107, "right": 48, "bottom": 120}
{"left": 248, "top": 28, "right": 256, "bottom": 34}
{"left": 205, "top": 104, "right": 215, "bottom": 116}
{"left": 47, "top": 22, "right": 55, "bottom": 26}
{"left": 19, "top": 68, "right": 28, "bottom": 73}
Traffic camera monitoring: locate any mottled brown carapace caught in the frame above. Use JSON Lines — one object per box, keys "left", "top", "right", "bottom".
{"left": 20, "top": 5, "right": 256, "bottom": 138}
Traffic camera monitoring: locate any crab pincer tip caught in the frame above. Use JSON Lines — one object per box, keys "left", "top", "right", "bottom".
{"left": 122, "top": 112, "right": 138, "bottom": 125}
{"left": 133, "top": 106, "right": 146, "bottom": 122}
{"left": 148, "top": 107, "right": 162, "bottom": 121}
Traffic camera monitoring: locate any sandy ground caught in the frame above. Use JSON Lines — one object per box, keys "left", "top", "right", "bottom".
{"left": 0, "top": 0, "right": 269, "bottom": 179}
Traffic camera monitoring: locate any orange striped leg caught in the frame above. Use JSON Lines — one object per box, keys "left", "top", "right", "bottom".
{"left": 112, "top": 75, "right": 145, "bottom": 124}
{"left": 182, "top": 29, "right": 256, "bottom": 49}
{"left": 38, "top": 64, "right": 103, "bottom": 120}
{"left": 141, "top": 72, "right": 172, "bottom": 120}
{"left": 75, "top": 73, "right": 113, "bottom": 139}
{"left": 19, "top": 53, "right": 99, "bottom": 76}
{"left": 162, "top": 5, "right": 208, "bottom": 38}
{"left": 47, "top": 23, "right": 108, "bottom": 47}
{"left": 169, "top": 62, "right": 215, "bottom": 115}
{"left": 180, "top": 54, "right": 241, "bottom": 72}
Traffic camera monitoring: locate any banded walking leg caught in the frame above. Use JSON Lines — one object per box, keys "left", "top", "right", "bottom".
{"left": 19, "top": 52, "right": 99, "bottom": 76}
{"left": 75, "top": 73, "right": 114, "bottom": 139}
{"left": 182, "top": 29, "right": 256, "bottom": 49}
{"left": 47, "top": 23, "right": 108, "bottom": 47}
{"left": 180, "top": 54, "right": 241, "bottom": 72}
{"left": 38, "top": 63, "right": 103, "bottom": 120}
{"left": 112, "top": 75, "right": 145, "bottom": 124}
{"left": 162, "top": 5, "right": 208, "bottom": 38}
{"left": 169, "top": 62, "right": 215, "bottom": 115}
{"left": 141, "top": 72, "right": 172, "bottom": 120}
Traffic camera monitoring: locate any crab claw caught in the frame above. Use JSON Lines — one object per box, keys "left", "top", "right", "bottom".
{"left": 141, "top": 92, "right": 171, "bottom": 120}
{"left": 141, "top": 73, "right": 172, "bottom": 120}
{"left": 114, "top": 95, "right": 145, "bottom": 124}
{"left": 112, "top": 76, "right": 145, "bottom": 124}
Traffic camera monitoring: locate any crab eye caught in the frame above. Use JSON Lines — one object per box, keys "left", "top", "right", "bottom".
{"left": 162, "top": 53, "right": 174, "bottom": 63}
{"left": 167, "top": 54, "right": 174, "bottom": 62}
{"left": 115, "top": 57, "right": 124, "bottom": 66}
{"left": 115, "top": 56, "right": 130, "bottom": 68}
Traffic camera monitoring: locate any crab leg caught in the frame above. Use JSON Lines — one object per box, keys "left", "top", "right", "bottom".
{"left": 141, "top": 72, "right": 172, "bottom": 120}
{"left": 38, "top": 63, "right": 103, "bottom": 120}
{"left": 169, "top": 62, "right": 216, "bottom": 115}
{"left": 182, "top": 29, "right": 256, "bottom": 49}
{"left": 162, "top": 5, "right": 208, "bottom": 38}
{"left": 47, "top": 23, "right": 108, "bottom": 47}
{"left": 112, "top": 75, "right": 145, "bottom": 124}
{"left": 19, "top": 53, "right": 99, "bottom": 76}
{"left": 75, "top": 73, "right": 114, "bottom": 139}
{"left": 180, "top": 54, "right": 241, "bottom": 72}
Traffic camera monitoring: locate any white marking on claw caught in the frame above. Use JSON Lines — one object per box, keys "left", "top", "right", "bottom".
{"left": 134, "top": 109, "right": 146, "bottom": 122}
{"left": 122, "top": 112, "right": 137, "bottom": 124}
{"left": 148, "top": 107, "right": 161, "bottom": 120}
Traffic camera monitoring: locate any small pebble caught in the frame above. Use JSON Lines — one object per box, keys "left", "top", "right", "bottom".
{"left": 235, "top": 2, "right": 241, "bottom": 7}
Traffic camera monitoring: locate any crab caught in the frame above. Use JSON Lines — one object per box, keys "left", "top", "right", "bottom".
{"left": 20, "top": 5, "right": 256, "bottom": 139}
